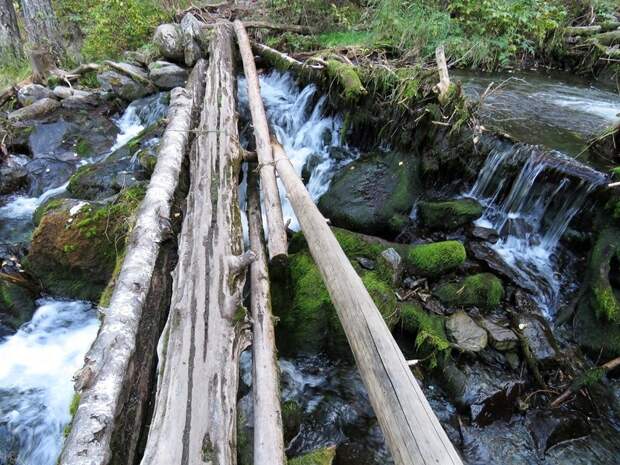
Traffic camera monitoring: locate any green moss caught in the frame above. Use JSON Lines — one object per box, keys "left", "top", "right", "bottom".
{"left": 98, "top": 250, "right": 126, "bottom": 308}
{"left": 33, "top": 198, "right": 64, "bottom": 226}
{"left": 325, "top": 60, "right": 367, "bottom": 102}
{"left": 332, "top": 228, "right": 385, "bottom": 259}
{"left": 592, "top": 284, "right": 620, "bottom": 322}
{"left": 0, "top": 280, "right": 36, "bottom": 329}
{"left": 75, "top": 138, "right": 91, "bottom": 157}
{"left": 63, "top": 392, "right": 81, "bottom": 437}
{"left": 418, "top": 199, "right": 483, "bottom": 230}
{"left": 288, "top": 446, "right": 336, "bottom": 465}
{"left": 586, "top": 228, "right": 620, "bottom": 323}
{"left": 434, "top": 273, "right": 504, "bottom": 309}
{"left": 400, "top": 303, "right": 450, "bottom": 368}
{"left": 406, "top": 240, "right": 466, "bottom": 277}
{"left": 282, "top": 400, "right": 303, "bottom": 442}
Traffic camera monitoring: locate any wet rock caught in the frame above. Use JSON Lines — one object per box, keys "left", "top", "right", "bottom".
{"left": 405, "top": 240, "right": 466, "bottom": 277}
{"left": 479, "top": 318, "right": 518, "bottom": 351}
{"left": 53, "top": 86, "right": 92, "bottom": 100}
{"left": 461, "top": 418, "right": 537, "bottom": 464}
{"left": 148, "top": 61, "right": 188, "bottom": 89}
{"left": 356, "top": 257, "right": 375, "bottom": 270}
{"left": 97, "top": 70, "right": 149, "bottom": 101}
{"left": 8, "top": 97, "right": 60, "bottom": 122}
{"left": 526, "top": 410, "right": 589, "bottom": 453}
{"left": 60, "top": 92, "right": 101, "bottom": 109}
{"left": 377, "top": 248, "right": 402, "bottom": 286}
{"left": 517, "top": 313, "right": 559, "bottom": 366}
{"left": 0, "top": 279, "right": 37, "bottom": 331}
{"left": 469, "top": 241, "right": 539, "bottom": 293}
{"left": 318, "top": 151, "right": 420, "bottom": 236}
{"left": 26, "top": 187, "right": 145, "bottom": 301}
{"left": 153, "top": 23, "right": 184, "bottom": 62}
{"left": 434, "top": 273, "right": 504, "bottom": 310}
{"left": 469, "top": 225, "right": 499, "bottom": 243}
{"left": 180, "top": 13, "right": 206, "bottom": 66}
{"left": 0, "top": 154, "right": 29, "bottom": 195}
{"left": 446, "top": 311, "right": 487, "bottom": 352}
{"left": 418, "top": 198, "right": 483, "bottom": 230}
{"left": 301, "top": 152, "right": 322, "bottom": 184}
{"left": 17, "top": 84, "right": 55, "bottom": 106}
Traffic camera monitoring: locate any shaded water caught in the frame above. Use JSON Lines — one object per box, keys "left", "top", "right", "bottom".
{"left": 455, "top": 69, "right": 620, "bottom": 157}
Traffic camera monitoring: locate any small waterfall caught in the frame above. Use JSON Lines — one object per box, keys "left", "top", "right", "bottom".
{"left": 238, "top": 72, "right": 350, "bottom": 230}
{"left": 0, "top": 299, "right": 99, "bottom": 465}
{"left": 468, "top": 142, "right": 603, "bottom": 315}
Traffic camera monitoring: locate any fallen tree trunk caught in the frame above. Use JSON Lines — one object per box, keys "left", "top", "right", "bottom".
{"left": 247, "top": 166, "right": 286, "bottom": 465}
{"left": 244, "top": 20, "right": 313, "bottom": 34}
{"left": 140, "top": 24, "right": 252, "bottom": 465}
{"left": 234, "top": 20, "right": 288, "bottom": 264}
{"left": 590, "top": 29, "right": 620, "bottom": 46}
{"left": 58, "top": 60, "right": 207, "bottom": 465}
{"left": 271, "top": 141, "right": 463, "bottom": 465}
{"left": 435, "top": 45, "right": 451, "bottom": 103}
{"left": 551, "top": 356, "right": 620, "bottom": 408}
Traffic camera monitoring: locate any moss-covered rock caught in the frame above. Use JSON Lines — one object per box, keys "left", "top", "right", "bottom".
{"left": 288, "top": 446, "right": 336, "bottom": 465}
{"left": 400, "top": 303, "right": 451, "bottom": 367}
{"left": 325, "top": 60, "right": 367, "bottom": 102}
{"left": 405, "top": 240, "right": 466, "bottom": 277}
{"left": 434, "top": 273, "right": 504, "bottom": 309}
{"left": 318, "top": 151, "right": 420, "bottom": 236}
{"left": 0, "top": 280, "right": 36, "bottom": 330}
{"left": 282, "top": 399, "right": 303, "bottom": 442}
{"left": 418, "top": 198, "right": 483, "bottom": 230}
{"left": 25, "top": 185, "right": 145, "bottom": 301}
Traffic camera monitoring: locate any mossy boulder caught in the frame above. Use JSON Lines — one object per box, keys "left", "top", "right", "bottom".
{"left": 282, "top": 399, "right": 303, "bottom": 442}
{"left": 400, "top": 303, "right": 451, "bottom": 367}
{"left": 318, "top": 151, "right": 420, "bottom": 236}
{"left": 67, "top": 124, "right": 160, "bottom": 201}
{"left": 25, "top": 186, "right": 145, "bottom": 301}
{"left": 418, "top": 198, "right": 483, "bottom": 230}
{"left": 405, "top": 240, "right": 466, "bottom": 277}
{"left": 434, "top": 273, "right": 504, "bottom": 309}
{"left": 288, "top": 446, "right": 336, "bottom": 465}
{"left": 0, "top": 280, "right": 36, "bottom": 330}
{"left": 575, "top": 227, "right": 620, "bottom": 356}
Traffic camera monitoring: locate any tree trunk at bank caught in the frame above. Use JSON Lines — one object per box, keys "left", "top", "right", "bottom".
{"left": 58, "top": 60, "right": 207, "bottom": 465}
{"left": 272, "top": 141, "right": 464, "bottom": 465}
{"left": 0, "top": 0, "right": 23, "bottom": 60}
{"left": 234, "top": 20, "right": 288, "bottom": 264}
{"left": 20, "top": 0, "right": 65, "bottom": 61}
{"left": 247, "top": 167, "right": 287, "bottom": 465}
{"left": 140, "top": 24, "right": 251, "bottom": 465}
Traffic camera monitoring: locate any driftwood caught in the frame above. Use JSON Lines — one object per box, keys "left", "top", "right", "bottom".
{"left": 140, "top": 24, "right": 251, "bottom": 465}
{"left": 247, "top": 166, "right": 286, "bottom": 465}
{"left": 234, "top": 20, "right": 288, "bottom": 263}
{"left": 271, "top": 141, "right": 463, "bottom": 465}
{"left": 435, "top": 45, "right": 451, "bottom": 103}
{"left": 58, "top": 60, "right": 207, "bottom": 465}
{"left": 551, "top": 356, "right": 620, "bottom": 408}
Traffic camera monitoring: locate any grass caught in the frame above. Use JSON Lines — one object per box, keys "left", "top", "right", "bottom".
{"left": 0, "top": 57, "right": 30, "bottom": 89}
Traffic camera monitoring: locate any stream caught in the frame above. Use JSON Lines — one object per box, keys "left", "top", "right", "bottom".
{"left": 1, "top": 66, "right": 619, "bottom": 464}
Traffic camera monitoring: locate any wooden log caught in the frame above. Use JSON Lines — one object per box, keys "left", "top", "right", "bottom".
{"left": 247, "top": 166, "right": 286, "bottom": 465}
{"left": 140, "top": 24, "right": 251, "bottom": 465}
{"left": 435, "top": 45, "right": 451, "bottom": 103}
{"left": 244, "top": 20, "right": 314, "bottom": 34}
{"left": 58, "top": 59, "right": 207, "bottom": 465}
{"left": 565, "top": 25, "right": 602, "bottom": 36}
{"left": 590, "top": 29, "right": 620, "bottom": 46}
{"left": 234, "top": 20, "right": 288, "bottom": 264}
{"left": 271, "top": 141, "right": 464, "bottom": 465}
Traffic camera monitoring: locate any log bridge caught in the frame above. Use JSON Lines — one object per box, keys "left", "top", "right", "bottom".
{"left": 60, "top": 21, "right": 463, "bottom": 465}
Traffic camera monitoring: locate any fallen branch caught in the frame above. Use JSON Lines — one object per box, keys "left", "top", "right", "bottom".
{"left": 435, "top": 45, "right": 451, "bottom": 103}
{"left": 244, "top": 21, "right": 313, "bottom": 34}
{"left": 104, "top": 60, "right": 155, "bottom": 88}
{"left": 550, "top": 356, "right": 620, "bottom": 408}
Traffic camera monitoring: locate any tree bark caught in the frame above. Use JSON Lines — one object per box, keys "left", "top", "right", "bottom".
{"left": 140, "top": 24, "right": 251, "bottom": 465}
{"left": 0, "top": 0, "right": 23, "bottom": 60}
{"left": 234, "top": 20, "right": 288, "bottom": 265}
{"left": 435, "top": 45, "right": 450, "bottom": 103}
{"left": 271, "top": 140, "right": 464, "bottom": 465}
{"left": 247, "top": 166, "right": 286, "bottom": 465}
{"left": 20, "top": 0, "right": 65, "bottom": 61}
{"left": 58, "top": 60, "right": 207, "bottom": 465}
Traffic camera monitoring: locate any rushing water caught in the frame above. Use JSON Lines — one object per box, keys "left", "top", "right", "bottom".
{"left": 455, "top": 69, "right": 620, "bottom": 157}
{"left": 238, "top": 71, "right": 349, "bottom": 230}
{"left": 0, "top": 299, "right": 99, "bottom": 465}
{"left": 467, "top": 138, "right": 606, "bottom": 316}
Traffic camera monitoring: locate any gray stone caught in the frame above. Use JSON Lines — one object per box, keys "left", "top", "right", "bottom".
{"left": 153, "top": 23, "right": 184, "bottom": 61}
{"left": 97, "top": 70, "right": 149, "bottom": 101}
{"left": 180, "top": 13, "right": 204, "bottom": 66}
{"left": 108, "top": 61, "right": 149, "bottom": 82}
{"left": 148, "top": 61, "right": 188, "bottom": 89}
{"left": 53, "top": 86, "right": 93, "bottom": 100}
{"left": 446, "top": 311, "right": 488, "bottom": 352}
{"left": 8, "top": 97, "right": 60, "bottom": 121}
{"left": 17, "top": 84, "right": 54, "bottom": 106}
{"left": 517, "top": 314, "right": 558, "bottom": 366}
{"left": 0, "top": 154, "right": 29, "bottom": 194}
{"left": 479, "top": 318, "right": 518, "bottom": 351}
{"left": 469, "top": 225, "right": 499, "bottom": 243}
{"left": 377, "top": 247, "right": 402, "bottom": 286}
{"left": 356, "top": 257, "right": 375, "bottom": 270}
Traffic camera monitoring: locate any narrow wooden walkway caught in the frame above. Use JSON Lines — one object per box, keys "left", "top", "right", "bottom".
{"left": 61, "top": 20, "right": 463, "bottom": 465}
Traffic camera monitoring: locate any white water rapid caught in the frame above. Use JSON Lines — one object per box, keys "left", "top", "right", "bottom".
{"left": 0, "top": 299, "right": 99, "bottom": 465}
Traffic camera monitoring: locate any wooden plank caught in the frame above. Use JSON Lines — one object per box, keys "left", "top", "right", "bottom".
{"left": 272, "top": 141, "right": 464, "bottom": 465}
